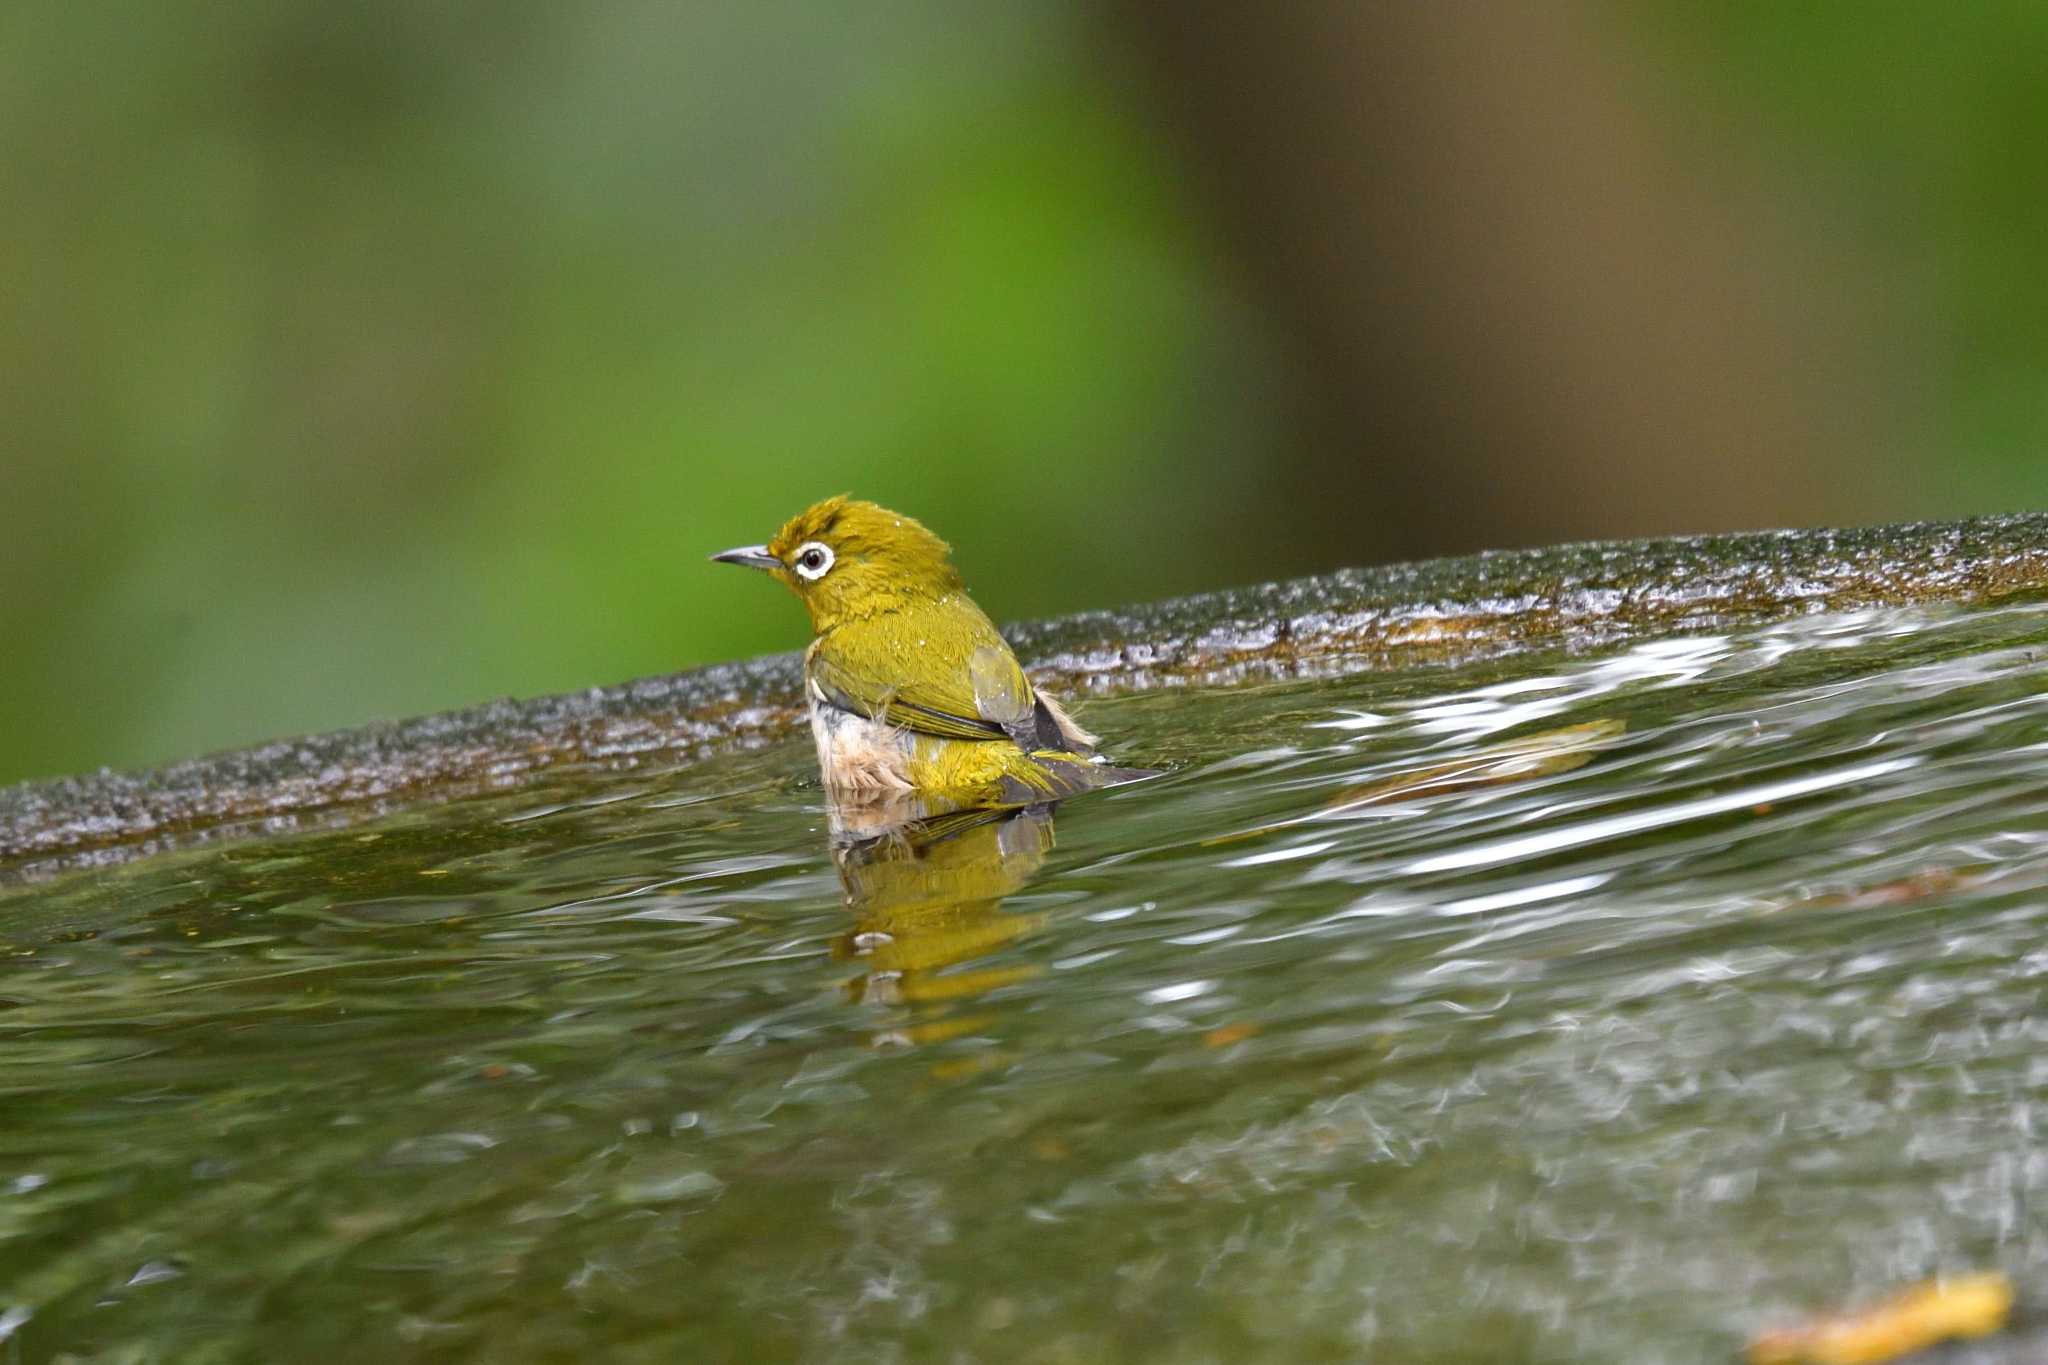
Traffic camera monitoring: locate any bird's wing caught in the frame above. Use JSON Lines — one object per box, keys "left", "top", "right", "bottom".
{"left": 808, "top": 613, "right": 1041, "bottom": 745}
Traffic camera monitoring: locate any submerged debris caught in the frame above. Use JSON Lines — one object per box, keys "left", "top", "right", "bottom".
{"left": 1318, "top": 718, "right": 1627, "bottom": 812}
{"left": 1771, "top": 865, "right": 1998, "bottom": 914}
{"left": 7, "top": 513, "right": 2048, "bottom": 874}
{"left": 1203, "top": 718, "right": 1626, "bottom": 847}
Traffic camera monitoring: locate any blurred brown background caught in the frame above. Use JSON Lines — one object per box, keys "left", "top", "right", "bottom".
{"left": 4, "top": 2, "right": 2035, "bottom": 784}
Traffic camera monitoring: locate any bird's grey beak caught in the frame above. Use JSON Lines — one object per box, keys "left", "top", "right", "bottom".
{"left": 710, "top": 544, "right": 782, "bottom": 571}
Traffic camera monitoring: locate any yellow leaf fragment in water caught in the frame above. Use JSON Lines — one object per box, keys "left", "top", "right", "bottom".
{"left": 1202, "top": 1021, "right": 1260, "bottom": 1049}
{"left": 1746, "top": 1271, "right": 2013, "bottom": 1365}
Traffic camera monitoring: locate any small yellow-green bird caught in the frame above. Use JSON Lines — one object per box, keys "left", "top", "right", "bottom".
{"left": 712, "top": 496, "right": 1153, "bottom": 807}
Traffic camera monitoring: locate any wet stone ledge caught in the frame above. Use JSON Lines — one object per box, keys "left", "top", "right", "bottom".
{"left": 5, "top": 514, "right": 2047, "bottom": 877}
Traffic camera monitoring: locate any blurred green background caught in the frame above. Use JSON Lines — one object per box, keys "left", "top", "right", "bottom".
{"left": 5, "top": 3, "right": 2043, "bottom": 786}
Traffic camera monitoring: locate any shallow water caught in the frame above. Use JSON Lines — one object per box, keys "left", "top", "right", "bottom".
{"left": 6, "top": 599, "right": 2048, "bottom": 1362}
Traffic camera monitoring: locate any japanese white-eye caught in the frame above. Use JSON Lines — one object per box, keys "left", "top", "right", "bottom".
{"left": 712, "top": 496, "right": 1151, "bottom": 806}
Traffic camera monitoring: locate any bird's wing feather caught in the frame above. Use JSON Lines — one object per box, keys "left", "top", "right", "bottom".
{"left": 808, "top": 606, "right": 1039, "bottom": 744}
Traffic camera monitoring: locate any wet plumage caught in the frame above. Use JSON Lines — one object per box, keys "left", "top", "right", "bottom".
{"left": 711, "top": 497, "right": 1150, "bottom": 806}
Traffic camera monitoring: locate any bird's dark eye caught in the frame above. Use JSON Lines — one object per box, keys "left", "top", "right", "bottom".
{"left": 792, "top": 540, "right": 835, "bottom": 581}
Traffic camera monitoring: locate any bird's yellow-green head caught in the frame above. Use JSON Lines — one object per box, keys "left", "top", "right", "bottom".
{"left": 711, "top": 496, "right": 965, "bottom": 632}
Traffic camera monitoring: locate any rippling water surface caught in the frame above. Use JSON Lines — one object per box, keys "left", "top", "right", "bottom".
{"left": 7, "top": 601, "right": 2048, "bottom": 1362}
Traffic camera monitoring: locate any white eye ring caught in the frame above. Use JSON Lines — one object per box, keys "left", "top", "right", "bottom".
{"left": 792, "top": 541, "right": 835, "bottom": 581}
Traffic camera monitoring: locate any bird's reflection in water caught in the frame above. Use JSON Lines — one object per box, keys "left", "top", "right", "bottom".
{"left": 827, "top": 796, "right": 1058, "bottom": 1049}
